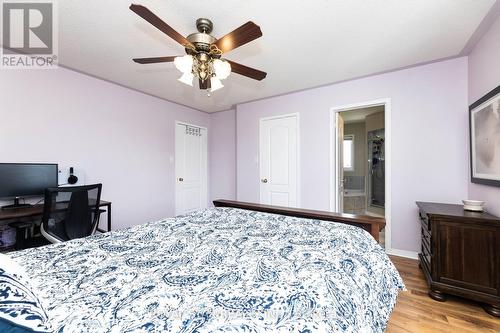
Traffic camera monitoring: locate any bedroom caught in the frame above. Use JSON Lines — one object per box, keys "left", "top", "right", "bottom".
{"left": 1, "top": 0, "right": 500, "bottom": 332}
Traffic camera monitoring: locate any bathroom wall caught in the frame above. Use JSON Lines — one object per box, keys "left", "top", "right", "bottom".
{"left": 365, "top": 111, "right": 385, "bottom": 133}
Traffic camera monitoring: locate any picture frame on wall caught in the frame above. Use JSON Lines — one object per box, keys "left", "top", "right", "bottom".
{"left": 470, "top": 84, "right": 500, "bottom": 187}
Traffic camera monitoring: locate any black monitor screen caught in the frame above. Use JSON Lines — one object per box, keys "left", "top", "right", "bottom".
{"left": 0, "top": 163, "right": 58, "bottom": 198}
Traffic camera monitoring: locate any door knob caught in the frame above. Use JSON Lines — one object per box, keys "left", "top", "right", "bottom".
{"left": 178, "top": 177, "right": 184, "bottom": 182}
{"left": 261, "top": 178, "right": 268, "bottom": 183}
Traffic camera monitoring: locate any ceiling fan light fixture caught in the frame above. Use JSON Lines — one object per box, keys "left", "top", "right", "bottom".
{"left": 210, "top": 76, "right": 224, "bottom": 92}
{"left": 178, "top": 72, "right": 194, "bottom": 86}
{"left": 213, "top": 59, "right": 231, "bottom": 80}
{"left": 129, "top": 5, "right": 267, "bottom": 92}
{"left": 174, "top": 55, "right": 193, "bottom": 74}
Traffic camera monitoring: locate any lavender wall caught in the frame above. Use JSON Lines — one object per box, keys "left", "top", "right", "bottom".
{"left": 236, "top": 57, "right": 469, "bottom": 253}
{"left": 468, "top": 13, "right": 500, "bottom": 216}
{"left": 209, "top": 109, "right": 237, "bottom": 203}
{"left": 0, "top": 67, "right": 210, "bottom": 230}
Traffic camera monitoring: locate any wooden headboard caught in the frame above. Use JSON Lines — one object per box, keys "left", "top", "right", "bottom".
{"left": 213, "top": 199, "right": 385, "bottom": 242}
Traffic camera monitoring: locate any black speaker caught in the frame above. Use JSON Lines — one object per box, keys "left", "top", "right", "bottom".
{"left": 68, "top": 167, "right": 78, "bottom": 185}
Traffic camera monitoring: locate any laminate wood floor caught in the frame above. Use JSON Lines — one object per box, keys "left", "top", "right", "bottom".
{"left": 387, "top": 256, "right": 500, "bottom": 333}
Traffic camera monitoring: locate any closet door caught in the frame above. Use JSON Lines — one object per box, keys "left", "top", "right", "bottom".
{"left": 259, "top": 115, "right": 298, "bottom": 207}
{"left": 175, "top": 123, "right": 207, "bottom": 215}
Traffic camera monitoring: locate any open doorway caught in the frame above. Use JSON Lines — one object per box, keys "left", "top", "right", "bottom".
{"left": 331, "top": 100, "right": 389, "bottom": 249}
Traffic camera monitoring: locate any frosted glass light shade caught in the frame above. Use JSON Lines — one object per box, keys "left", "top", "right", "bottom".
{"left": 174, "top": 55, "right": 193, "bottom": 74}
{"left": 213, "top": 59, "right": 231, "bottom": 80}
{"left": 178, "top": 72, "right": 194, "bottom": 86}
{"left": 210, "top": 77, "right": 224, "bottom": 91}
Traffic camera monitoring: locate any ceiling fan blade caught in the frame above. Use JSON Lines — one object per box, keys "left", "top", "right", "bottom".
{"left": 226, "top": 60, "right": 266, "bottom": 81}
{"left": 133, "top": 56, "right": 178, "bottom": 64}
{"left": 129, "top": 4, "right": 192, "bottom": 47}
{"left": 213, "top": 22, "right": 262, "bottom": 53}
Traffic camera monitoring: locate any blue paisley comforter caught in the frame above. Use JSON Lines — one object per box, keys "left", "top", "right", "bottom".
{"left": 11, "top": 207, "right": 404, "bottom": 333}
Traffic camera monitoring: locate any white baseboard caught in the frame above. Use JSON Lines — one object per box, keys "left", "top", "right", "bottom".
{"left": 385, "top": 248, "right": 419, "bottom": 260}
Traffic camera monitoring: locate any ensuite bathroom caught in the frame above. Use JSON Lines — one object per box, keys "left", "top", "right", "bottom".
{"left": 342, "top": 107, "right": 385, "bottom": 219}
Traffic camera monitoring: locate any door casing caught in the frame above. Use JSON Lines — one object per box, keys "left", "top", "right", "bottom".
{"left": 330, "top": 99, "right": 391, "bottom": 252}
{"left": 336, "top": 112, "right": 345, "bottom": 213}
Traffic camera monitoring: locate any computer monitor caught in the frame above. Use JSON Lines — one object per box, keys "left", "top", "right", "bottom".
{"left": 0, "top": 163, "right": 58, "bottom": 210}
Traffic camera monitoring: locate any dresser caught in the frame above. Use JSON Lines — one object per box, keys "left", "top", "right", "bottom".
{"left": 416, "top": 202, "right": 500, "bottom": 317}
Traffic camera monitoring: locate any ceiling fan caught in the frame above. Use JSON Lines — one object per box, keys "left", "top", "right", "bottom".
{"left": 130, "top": 4, "right": 266, "bottom": 92}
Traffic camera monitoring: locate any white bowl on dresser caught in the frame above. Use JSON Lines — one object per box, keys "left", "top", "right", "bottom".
{"left": 462, "top": 200, "right": 485, "bottom": 212}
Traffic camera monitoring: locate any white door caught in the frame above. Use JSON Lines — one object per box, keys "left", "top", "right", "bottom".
{"left": 336, "top": 113, "right": 345, "bottom": 212}
{"left": 259, "top": 115, "right": 298, "bottom": 207}
{"left": 175, "top": 123, "right": 208, "bottom": 215}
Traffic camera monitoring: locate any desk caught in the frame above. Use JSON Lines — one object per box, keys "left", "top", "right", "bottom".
{"left": 0, "top": 201, "right": 112, "bottom": 232}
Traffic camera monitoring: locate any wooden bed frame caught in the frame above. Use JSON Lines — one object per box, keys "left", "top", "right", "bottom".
{"left": 213, "top": 199, "right": 385, "bottom": 242}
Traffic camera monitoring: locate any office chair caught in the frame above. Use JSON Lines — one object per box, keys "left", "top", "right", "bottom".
{"left": 40, "top": 184, "right": 102, "bottom": 243}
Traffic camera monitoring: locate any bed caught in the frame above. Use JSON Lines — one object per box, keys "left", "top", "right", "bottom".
{"left": 9, "top": 201, "right": 404, "bottom": 333}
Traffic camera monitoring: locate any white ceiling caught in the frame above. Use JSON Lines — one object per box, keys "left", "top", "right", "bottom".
{"left": 58, "top": 0, "right": 496, "bottom": 112}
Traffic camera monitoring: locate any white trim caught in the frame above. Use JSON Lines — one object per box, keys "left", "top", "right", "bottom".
{"left": 386, "top": 99, "right": 392, "bottom": 253}
{"left": 329, "top": 98, "right": 392, "bottom": 253}
{"left": 258, "top": 113, "right": 301, "bottom": 208}
{"left": 259, "top": 112, "right": 300, "bottom": 122}
{"left": 329, "top": 111, "right": 335, "bottom": 210}
{"left": 334, "top": 113, "right": 343, "bottom": 211}
{"left": 386, "top": 248, "right": 419, "bottom": 260}
{"left": 296, "top": 114, "right": 301, "bottom": 208}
